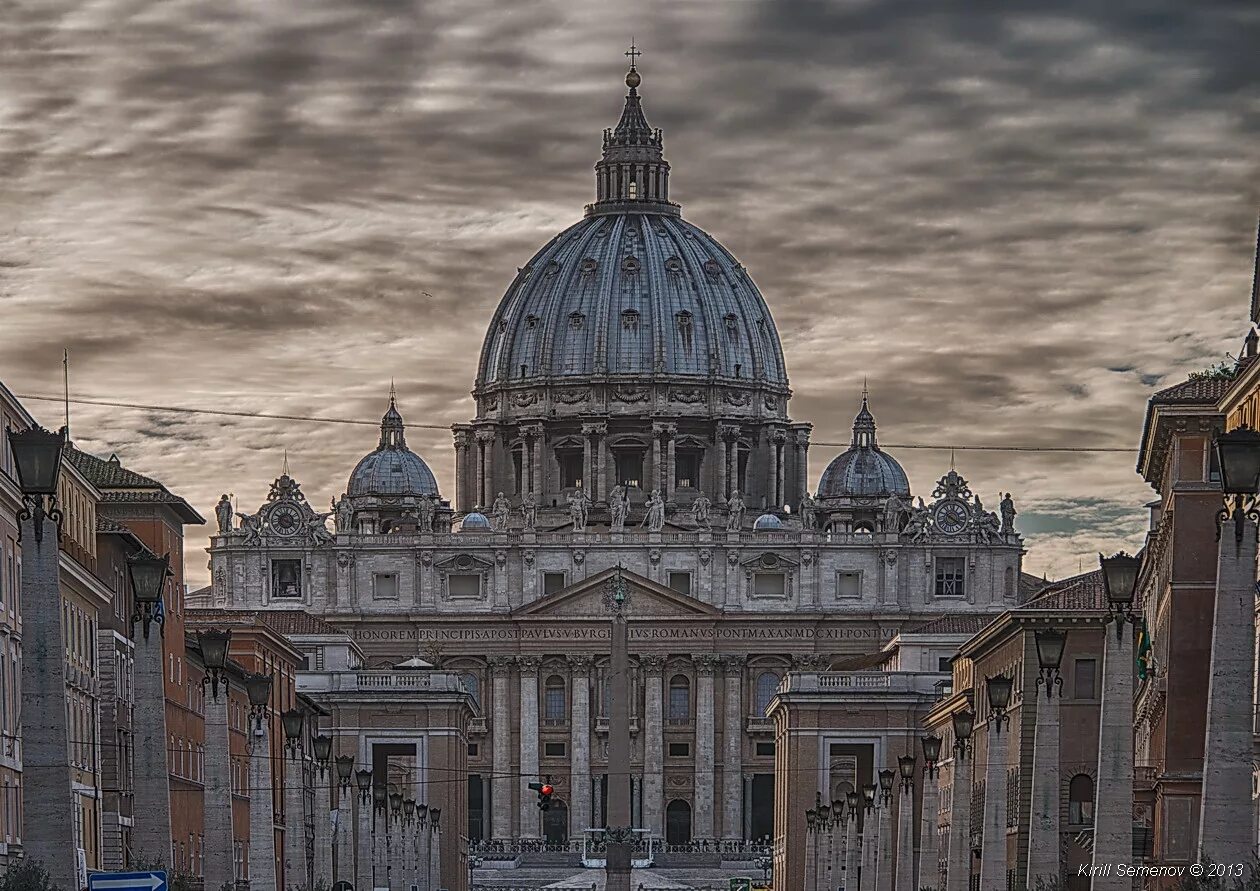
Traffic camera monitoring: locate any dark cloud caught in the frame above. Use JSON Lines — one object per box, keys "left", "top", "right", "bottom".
{"left": 1, "top": 0, "right": 1256, "bottom": 583}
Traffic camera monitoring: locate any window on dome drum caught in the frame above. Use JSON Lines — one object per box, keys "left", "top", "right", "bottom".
{"left": 616, "top": 451, "right": 644, "bottom": 489}
{"left": 934, "top": 557, "right": 966, "bottom": 597}
{"left": 558, "top": 450, "right": 583, "bottom": 489}
{"left": 668, "top": 675, "right": 690, "bottom": 721}
{"left": 836, "top": 571, "right": 862, "bottom": 599}
{"left": 628, "top": 180, "right": 638, "bottom": 199}
{"left": 512, "top": 446, "right": 524, "bottom": 494}
{"left": 1068, "top": 774, "right": 1094, "bottom": 826}
{"left": 736, "top": 446, "right": 749, "bottom": 492}
{"left": 667, "top": 572, "right": 691, "bottom": 595}
{"left": 371, "top": 573, "right": 398, "bottom": 600}
{"left": 447, "top": 573, "right": 482, "bottom": 599}
{"left": 753, "top": 572, "right": 786, "bottom": 598}
{"left": 544, "top": 675, "right": 566, "bottom": 723}
{"left": 754, "top": 672, "right": 779, "bottom": 716}
{"left": 674, "top": 451, "right": 701, "bottom": 489}
{"left": 1073, "top": 658, "right": 1097, "bottom": 699}
{"left": 271, "top": 560, "right": 301, "bottom": 598}
{"left": 543, "top": 572, "right": 567, "bottom": 596}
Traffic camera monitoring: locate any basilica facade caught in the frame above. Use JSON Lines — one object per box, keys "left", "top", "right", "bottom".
{"left": 199, "top": 61, "right": 1028, "bottom": 849}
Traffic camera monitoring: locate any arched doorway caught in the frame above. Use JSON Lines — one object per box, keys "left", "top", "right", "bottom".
{"left": 666, "top": 799, "right": 692, "bottom": 845}
{"left": 543, "top": 800, "right": 569, "bottom": 845}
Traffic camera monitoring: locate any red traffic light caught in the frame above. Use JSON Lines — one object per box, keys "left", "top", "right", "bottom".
{"left": 540, "top": 784, "right": 554, "bottom": 796}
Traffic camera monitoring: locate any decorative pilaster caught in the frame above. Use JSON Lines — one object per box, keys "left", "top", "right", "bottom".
{"left": 489, "top": 656, "right": 514, "bottom": 839}
{"left": 641, "top": 655, "right": 666, "bottom": 837}
{"left": 475, "top": 429, "right": 496, "bottom": 508}
{"left": 518, "top": 656, "right": 542, "bottom": 838}
{"left": 454, "top": 429, "right": 471, "bottom": 512}
{"left": 582, "top": 427, "right": 594, "bottom": 497}
{"left": 694, "top": 655, "right": 721, "bottom": 839}
{"left": 248, "top": 723, "right": 279, "bottom": 891}
{"left": 569, "top": 655, "right": 594, "bottom": 839}
{"left": 521, "top": 423, "right": 544, "bottom": 497}
{"left": 582, "top": 423, "right": 606, "bottom": 500}
{"left": 1198, "top": 516, "right": 1258, "bottom": 862}
{"left": 722, "top": 654, "right": 746, "bottom": 841}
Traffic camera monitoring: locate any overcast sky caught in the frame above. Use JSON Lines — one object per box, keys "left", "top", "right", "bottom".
{"left": 2, "top": 0, "right": 1257, "bottom": 586}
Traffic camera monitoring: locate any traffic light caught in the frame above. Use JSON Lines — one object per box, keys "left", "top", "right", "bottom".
{"left": 528, "top": 778, "right": 555, "bottom": 810}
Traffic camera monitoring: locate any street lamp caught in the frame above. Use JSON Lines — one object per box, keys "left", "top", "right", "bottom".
{"left": 243, "top": 672, "right": 273, "bottom": 732}
{"left": 372, "top": 784, "right": 387, "bottom": 815}
{"left": 127, "top": 551, "right": 170, "bottom": 641}
{"left": 846, "top": 791, "right": 860, "bottom": 814}
{"left": 877, "top": 768, "right": 895, "bottom": 805}
{"left": 951, "top": 707, "right": 975, "bottom": 756}
{"left": 898, "top": 755, "right": 916, "bottom": 793}
{"left": 1099, "top": 551, "right": 1141, "bottom": 638}
{"left": 1034, "top": 628, "right": 1067, "bottom": 696}
{"left": 404, "top": 798, "right": 416, "bottom": 826}
{"left": 430, "top": 807, "right": 441, "bottom": 827}
{"left": 389, "top": 788, "right": 403, "bottom": 823}
{"left": 355, "top": 769, "right": 373, "bottom": 805}
{"left": 861, "top": 784, "right": 876, "bottom": 812}
{"left": 336, "top": 755, "right": 355, "bottom": 791}
{"left": 922, "top": 734, "right": 943, "bottom": 779}
{"left": 1214, "top": 425, "right": 1260, "bottom": 541}
{"left": 312, "top": 733, "right": 333, "bottom": 777}
{"left": 197, "top": 628, "right": 232, "bottom": 700}
{"left": 281, "top": 709, "right": 305, "bottom": 758}
{"left": 985, "top": 674, "right": 1013, "bottom": 733}
{"left": 6, "top": 424, "right": 66, "bottom": 542}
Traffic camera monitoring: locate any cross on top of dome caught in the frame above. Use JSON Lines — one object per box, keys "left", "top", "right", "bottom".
{"left": 592, "top": 44, "right": 675, "bottom": 215}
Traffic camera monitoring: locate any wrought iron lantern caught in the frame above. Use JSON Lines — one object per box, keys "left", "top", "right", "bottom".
{"left": 832, "top": 798, "right": 845, "bottom": 826}
{"left": 403, "top": 798, "right": 416, "bottom": 826}
{"left": 197, "top": 628, "right": 232, "bottom": 700}
{"left": 389, "top": 788, "right": 403, "bottom": 821}
{"left": 1099, "top": 551, "right": 1142, "bottom": 637}
{"left": 898, "top": 754, "right": 916, "bottom": 792}
{"left": 951, "top": 708, "right": 975, "bottom": 756}
{"left": 986, "top": 674, "right": 1013, "bottom": 733}
{"left": 243, "top": 672, "right": 273, "bottom": 732}
{"left": 280, "top": 708, "right": 305, "bottom": 757}
{"left": 922, "top": 734, "right": 943, "bottom": 778}
{"left": 312, "top": 733, "right": 333, "bottom": 776}
{"left": 355, "top": 768, "right": 373, "bottom": 804}
{"left": 861, "top": 784, "right": 876, "bottom": 811}
{"left": 372, "top": 783, "right": 387, "bottom": 814}
{"left": 430, "top": 807, "right": 441, "bottom": 827}
{"left": 6, "top": 424, "right": 66, "bottom": 542}
{"left": 1034, "top": 628, "right": 1067, "bottom": 696}
{"left": 1214, "top": 425, "right": 1260, "bottom": 541}
{"left": 127, "top": 551, "right": 170, "bottom": 640}
{"left": 846, "top": 790, "right": 860, "bottom": 816}
{"left": 336, "top": 755, "right": 354, "bottom": 790}
{"left": 877, "top": 768, "right": 895, "bottom": 804}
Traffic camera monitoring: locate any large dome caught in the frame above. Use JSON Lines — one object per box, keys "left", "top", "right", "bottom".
{"left": 474, "top": 62, "right": 787, "bottom": 395}
{"left": 477, "top": 213, "right": 788, "bottom": 387}
{"left": 348, "top": 398, "right": 439, "bottom": 498}
{"left": 818, "top": 396, "right": 910, "bottom": 499}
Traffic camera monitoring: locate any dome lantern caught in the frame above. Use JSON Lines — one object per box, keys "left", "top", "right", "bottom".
{"left": 818, "top": 394, "right": 910, "bottom": 500}
{"left": 347, "top": 392, "right": 440, "bottom": 500}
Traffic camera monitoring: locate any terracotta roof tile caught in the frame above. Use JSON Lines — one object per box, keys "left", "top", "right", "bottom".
{"left": 1022, "top": 568, "right": 1107, "bottom": 612}
{"left": 1150, "top": 377, "right": 1233, "bottom": 405}
{"left": 64, "top": 445, "right": 205, "bottom": 524}
{"left": 902, "top": 614, "right": 996, "bottom": 636}
{"left": 830, "top": 650, "right": 896, "bottom": 671}
{"left": 188, "top": 608, "right": 345, "bottom": 637}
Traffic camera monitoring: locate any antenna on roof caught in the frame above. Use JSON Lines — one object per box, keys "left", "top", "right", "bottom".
{"left": 63, "top": 348, "right": 70, "bottom": 438}
{"left": 950, "top": 449, "right": 956, "bottom": 471}
{"left": 282, "top": 449, "right": 290, "bottom": 476}
{"left": 1251, "top": 214, "right": 1260, "bottom": 325}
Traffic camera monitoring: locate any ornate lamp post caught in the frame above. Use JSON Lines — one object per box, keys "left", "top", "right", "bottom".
{"left": 198, "top": 628, "right": 232, "bottom": 699}
{"left": 1090, "top": 550, "right": 1142, "bottom": 888}
{"left": 1028, "top": 628, "right": 1067, "bottom": 887}
{"left": 875, "top": 770, "right": 895, "bottom": 891}
{"left": 831, "top": 797, "right": 846, "bottom": 891}
{"left": 198, "top": 627, "right": 234, "bottom": 891}
{"left": 428, "top": 806, "right": 443, "bottom": 891}
{"left": 332, "top": 756, "right": 354, "bottom": 884}
{"left": 7, "top": 423, "right": 76, "bottom": 890}
{"left": 805, "top": 804, "right": 820, "bottom": 891}
{"left": 979, "top": 676, "right": 1012, "bottom": 891}
{"left": 243, "top": 671, "right": 278, "bottom": 889}
{"left": 946, "top": 708, "right": 975, "bottom": 891}
{"left": 818, "top": 798, "right": 833, "bottom": 891}
{"left": 859, "top": 785, "right": 878, "bottom": 891}
{"left": 127, "top": 550, "right": 170, "bottom": 640}
{"left": 312, "top": 733, "right": 333, "bottom": 774}
{"left": 918, "top": 735, "right": 942, "bottom": 891}
{"left": 604, "top": 566, "right": 634, "bottom": 891}
{"left": 244, "top": 672, "right": 273, "bottom": 731}
{"left": 844, "top": 791, "right": 861, "bottom": 891}
{"left": 281, "top": 709, "right": 305, "bottom": 758}
{"left": 371, "top": 784, "right": 387, "bottom": 890}
{"left": 336, "top": 755, "right": 354, "bottom": 790}
{"left": 895, "top": 755, "right": 916, "bottom": 891}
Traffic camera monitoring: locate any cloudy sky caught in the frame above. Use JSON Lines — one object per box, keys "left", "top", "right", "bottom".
{"left": 2, "top": 0, "right": 1257, "bottom": 585}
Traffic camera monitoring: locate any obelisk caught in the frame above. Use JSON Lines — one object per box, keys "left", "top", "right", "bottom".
{"left": 606, "top": 568, "right": 633, "bottom": 891}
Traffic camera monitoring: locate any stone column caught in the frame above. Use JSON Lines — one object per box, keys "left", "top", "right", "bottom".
{"left": 582, "top": 429, "right": 593, "bottom": 496}
{"left": 979, "top": 720, "right": 1008, "bottom": 891}
{"left": 716, "top": 435, "right": 728, "bottom": 502}
{"left": 518, "top": 656, "right": 541, "bottom": 838}
{"left": 454, "top": 430, "right": 470, "bottom": 512}
{"left": 832, "top": 816, "right": 845, "bottom": 891}
{"left": 641, "top": 656, "right": 665, "bottom": 837}
{"left": 694, "top": 656, "right": 720, "bottom": 839}
{"left": 1091, "top": 625, "right": 1134, "bottom": 886}
{"left": 945, "top": 749, "right": 972, "bottom": 891}
{"left": 665, "top": 428, "right": 677, "bottom": 500}
{"left": 599, "top": 435, "right": 611, "bottom": 501}
{"left": 896, "top": 785, "right": 915, "bottom": 891}
{"left": 918, "top": 770, "right": 940, "bottom": 891}
{"left": 651, "top": 427, "right": 662, "bottom": 494}
{"left": 248, "top": 721, "right": 279, "bottom": 891}
{"left": 333, "top": 788, "right": 353, "bottom": 885}
{"left": 1027, "top": 687, "right": 1060, "bottom": 888}
{"left": 795, "top": 430, "right": 811, "bottom": 508}
{"left": 313, "top": 766, "right": 334, "bottom": 886}
{"left": 722, "top": 655, "right": 745, "bottom": 841}
{"left": 357, "top": 798, "right": 374, "bottom": 891}
{"left": 474, "top": 436, "right": 486, "bottom": 509}
{"left": 489, "top": 656, "right": 514, "bottom": 839}
{"left": 284, "top": 753, "right": 309, "bottom": 890}
{"left": 124, "top": 629, "right": 172, "bottom": 869}
{"left": 774, "top": 432, "right": 788, "bottom": 509}
{"left": 859, "top": 805, "right": 878, "bottom": 891}
{"left": 1198, "top": 517, "right": 1258, "bottom": 862}
{"left": 570, "top": 656, "right": 594, "bottom": 839}
{"left": 876, "top": 795, "right": 893, "bottom": 891}
{"left": 203, "top": 689, "right": 234, "bottom": 891}
{"left": 805, "top": 823, "right": 818, "bottom": 891}
{"left": 844, "top": 813, "right": 859, "bottom": 891}
{"left": 429, "top": 824, "right": 441, "bottom": 891}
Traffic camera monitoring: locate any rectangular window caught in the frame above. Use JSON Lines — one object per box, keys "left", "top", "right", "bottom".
{"left": 755, "top": 742, "right": 775, "bottom": 757}
{"left": 615, "top": 452, "right": 644, "bottom": 489}
{"left": 544, "top": 742, "right": 567, "bottom": 758}
{"left": 512, "top": 448, "right": 524, "bottom": 495}
{"left": 675, "top": 452, "right": 701, "bottom": 489}
{"left": 271, "top": 560, "right": 302, "bottom": 598}
{"left": 836, "top": 571, "right": 862, "bottom": 599}
{"left": 1162, "top": 796, "right": 1195, "bottom": 861}
{"left": 543, "top": 572, "right": 567, "bottom": 597}
{"left": 559, "top": 452, "right": 583, "bottom": 489}
{"left": 1074, "top": 658, "right": 1097, "bottom": 699}
{"left": 934, "top": 557, "right": 966, "bottom": 598}
{"left": 467, "top": 743, "right": 479, "bottom": 757}
{"left": 448, "top": 573, "right": 482, "bottom": 599}
{"left": 372, "top": 573, "right": 399, "bottom": 600}
{"left": 753, "top": 572, "right": 786, "bottom": 597}
{"left": 667, "top": 572, "right": 692, "bottom": 595}
{"left": 668, "top": 742, "right": 690, "bottom": 757}
{"left": 938, "top": 656, "right": 953, "bottom": 672}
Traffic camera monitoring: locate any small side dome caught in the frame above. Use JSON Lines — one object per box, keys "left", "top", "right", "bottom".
{"left": 348, "top": 394, "right": 440, "bottom": 499}
{"left": 461, "top": 512, "right": 490, "bottom": 530}
{"left": 753, "top": 513, "right": 784, "bottom": 531}
{"left": 818, "top": 395, "right": 910, "bottom": 499}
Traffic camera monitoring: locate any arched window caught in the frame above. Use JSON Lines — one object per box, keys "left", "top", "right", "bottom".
{"left": 668, "top": 674, "right": 691, "bottom": 721}
{"left": 1068, "top": 774, "right": 1094, "bottom": 825}
{"left": 754, "top": 672, "right": 780, "bottom": 716}
{"left": 544, "top": 675, "right": 567, "bottom": 723}
{"left": 460, "top": 673, "right": 479, "bottom": 708}
{"left": 666, "top": 799, "right": 692, "bottom": 845}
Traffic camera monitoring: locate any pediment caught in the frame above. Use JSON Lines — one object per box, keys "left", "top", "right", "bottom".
{"left": 738, "top": 551, "right": 800, "bottom": 571}
{"left": 514, "top": 566, "right": 722, "bottom": 618}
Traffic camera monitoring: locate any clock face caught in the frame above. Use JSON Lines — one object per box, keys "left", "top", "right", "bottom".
{"left": 269, "top": 504, "right": 303, "bottom": 537}
{"left": 933, "top": 500, "right": 970, "bottom": 536}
